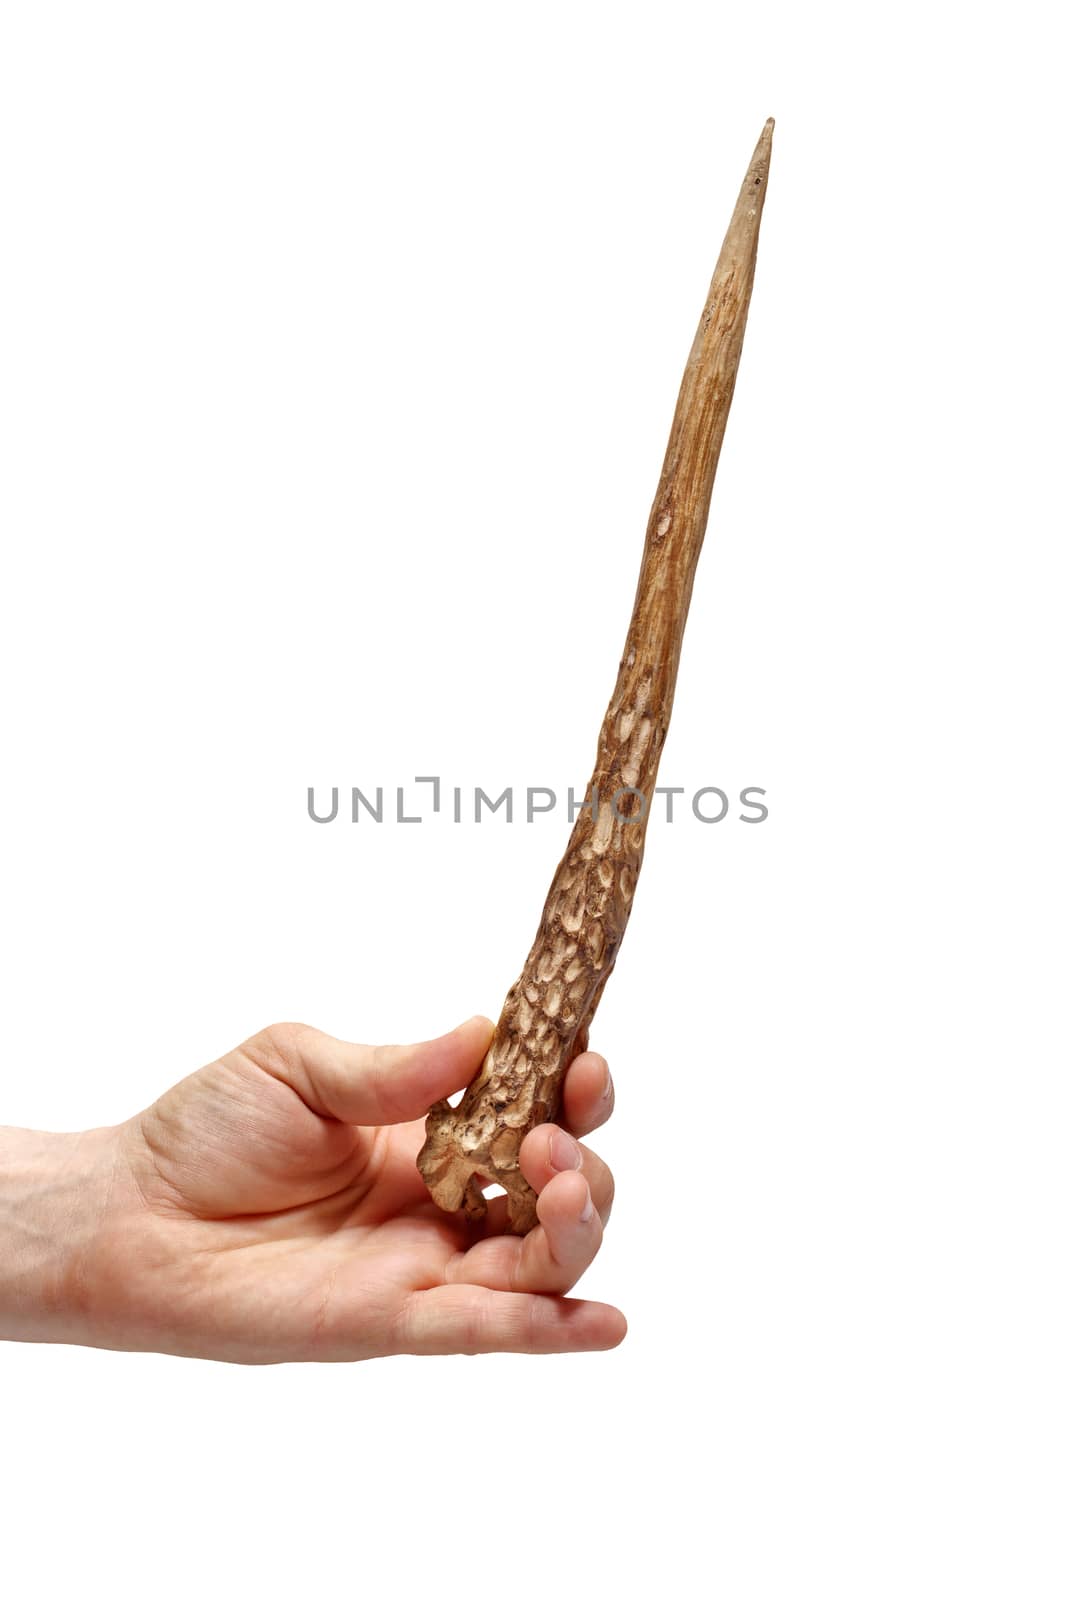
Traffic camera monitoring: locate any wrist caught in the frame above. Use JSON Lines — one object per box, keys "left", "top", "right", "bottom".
{"left": 0, "top": 1124, "right": 120, "bottom": 1345}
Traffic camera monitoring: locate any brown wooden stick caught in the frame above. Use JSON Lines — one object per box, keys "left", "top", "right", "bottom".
{"left": 418, "top": 119, "right": 774, "bottom": 1233}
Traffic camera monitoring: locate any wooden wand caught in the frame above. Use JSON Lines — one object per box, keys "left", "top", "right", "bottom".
{"left": 418, "top": 119, "right": 774, "bottom": 1233}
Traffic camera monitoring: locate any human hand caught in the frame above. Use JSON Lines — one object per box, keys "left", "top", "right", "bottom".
{"left": 9, "top": 1017, "right": 624, "bottom": 1362}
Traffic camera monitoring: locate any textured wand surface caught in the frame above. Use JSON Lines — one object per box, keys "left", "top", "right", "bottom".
{"left": 418, "top": 119, "right": 774, "bottom": 1232}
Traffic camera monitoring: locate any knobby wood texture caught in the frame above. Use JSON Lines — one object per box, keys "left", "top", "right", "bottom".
{"left": 418, "top": 120, "right": 774, "bottom": 1233}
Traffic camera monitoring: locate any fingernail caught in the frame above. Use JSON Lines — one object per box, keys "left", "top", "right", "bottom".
{"left": 579, "top": 1181, "right": 595, "bottom": 1223}
{"left": 549, "top": 1130, "right": 582, "bottom": 1171}
{"left": 601, "top": 1066, "right": 614, "bottom": 1100}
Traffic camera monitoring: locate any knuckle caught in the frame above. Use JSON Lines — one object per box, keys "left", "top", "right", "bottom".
{"left": 254, "top": 1021, "right": 312, "bottom": 1066}
{"left": 368, "top": 1043, "right": 407, "bottom": 1121}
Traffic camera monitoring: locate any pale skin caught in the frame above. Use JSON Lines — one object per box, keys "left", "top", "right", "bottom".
{"left": 0, "top": 1016, "right": 626, "bottom": 1362}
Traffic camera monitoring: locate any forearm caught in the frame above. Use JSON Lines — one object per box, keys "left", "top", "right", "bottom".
{"left": 0, "top": 1125, "right": 117, "bottom": 1344}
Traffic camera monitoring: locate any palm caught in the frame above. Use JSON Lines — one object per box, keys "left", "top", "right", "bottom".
{"left": 106, "top": 1021, "right": 622, "bottom": 1361}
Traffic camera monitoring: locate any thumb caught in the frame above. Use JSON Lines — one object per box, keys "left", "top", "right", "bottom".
{"left": 244, "top": 1015, "right": 494, "bottom": 1126}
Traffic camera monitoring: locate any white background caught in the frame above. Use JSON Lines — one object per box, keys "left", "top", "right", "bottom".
{"left": 1, "top": 3, "right": 1063, "bottom": 1596}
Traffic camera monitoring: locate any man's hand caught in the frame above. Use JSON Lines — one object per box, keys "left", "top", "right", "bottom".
{"left": 1, "top": 1018, "right": 624, "bottom": 1362}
